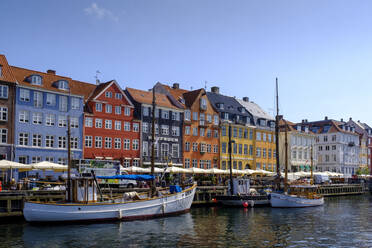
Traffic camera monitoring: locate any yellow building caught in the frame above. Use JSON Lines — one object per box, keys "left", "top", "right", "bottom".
{"left": 219, "top": 121, "right": 256, "bottom": 170}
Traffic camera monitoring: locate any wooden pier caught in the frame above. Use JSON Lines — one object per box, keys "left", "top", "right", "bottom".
{"left": 0, "top": 184, "right": 367, "bottom": 218}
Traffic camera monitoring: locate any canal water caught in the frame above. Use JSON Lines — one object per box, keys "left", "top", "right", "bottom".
{"left": 1, "top": 195, "right": 372, "bottom": 248}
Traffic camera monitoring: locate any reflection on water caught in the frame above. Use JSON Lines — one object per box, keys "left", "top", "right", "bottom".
{"left": 0, "top": 195, "right": 372, "bottom": 248}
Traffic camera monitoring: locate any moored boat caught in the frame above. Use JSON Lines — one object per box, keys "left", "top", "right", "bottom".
{"left": 270, "top": 185, "right": 324, "bottom": 208}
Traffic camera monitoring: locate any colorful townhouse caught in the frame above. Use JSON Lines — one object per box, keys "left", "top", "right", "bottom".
{"left": 206, "top": 87, "right": 255, "bottom": 170}
{"left": 83, "top": 80, "right": 141, "bottom": 166}
{"left": 359, "top": 123, "right": 372, "bottom": 174}
{"left": 278, "top": 117, "right": 316, "bottom": 172}
{"left": 303, "top": 117, "right": 360, "bottom": 175}
{"left": 154, "top": 83, "right": 220, "bottom": 169}
{"left": 237, "top": 97, "right": 276, "bottom": 171}
{"left": 125, "top": 87, "right": 184, "bottom": 167}
{"left": 0, "top": 55, "right": 17, "bottom": 160}
{"left": 347, "top": 118, "right": 369, "bottom": 171}
{"left": 11, "top": 65, "right": 95, "bottom": 165}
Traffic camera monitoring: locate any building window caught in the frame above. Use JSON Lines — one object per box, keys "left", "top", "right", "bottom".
{"left": 85, "top": 117, "right": 93, "bottom": 127}
{"left": 124, "top": 122, "right": 131, "bottom": 131}
{"left": 133, "top": 123, "right": 139, "bottom": 132}
{"left": 19, "top": 133, "right": 28, "bottom": 146}
{"left": 115, "top": 93, "right": 122, "bottom": 99}
{"left": 124, "top": 107, "right": 130, "bottom": 116}
{"left": 185, "top": 110, "right": 191, "bottom": 121}
{"left": 222, "top": 142, "right": 227, "bottom": 153}
{"left": 239, "top": 144, "right": 243, "bottom": 154}
{"left": 70, "top": 137, "right": 78, "bottom": 149}
{"left": 32, "top": 113, "right": 42, "bottom": 125}
{"left": 70, "top": 117, "right": 79, "bottom": 128}
{"left": 45, "top": 135, "right": 54, "bottom": 148}
{"left": 142, "top": 122, "right": 148, "bottom": 133}
{"left": 0, "top": 129, "right": 7, "bottom": 144}
{"left": 193, "top": 112, "right": 198, "bottom": 121}
{"left": 32, "top": 134, "right": 42, "bottom": 147}
{"left": 32, "top": 156, "right": 42, "bottom": 163}
{"left": 233, "top": 143, "right": 237, "bottom": 154}
{"left": 85, "top": 136, "right": 92, "bottom": 148}
{"left": 172, "top": 126, "right": 180, "bottom": 136}
{"left": 115, "top": 106, "right": 121, "bottom": 115}
{"left": 58, "top": 80, "right": 69, "bottom": 90}
{"left": 33, "top": 92, "right": 43, "bottom": 108}
{"left": 0, "top": 85, "right": 7, "bottom": 99}
{"left": 45, "top": 157, "right": 54, "bottom": 162}
{"left": 256, "top": 148, "right": 261, "bottom": 158}
{"left": 0, "top": 107, "right": 7, "bottom": 121}
{"left": 192, "top": 127, "right": 198, "bottom": 136}
{"left": 45, "top": 114, "right": 55, "bottom": 126}
{"left": 192, "top": 159, "right": 198, "bottom": 168}
{"left": 244, "top": 144, "right": 248, "bottom": 155}
{"left": 20, "top": 89, "right": 30, "bottom": 102}
{"left": 124, "top": 139, "right": 130, "bottom": 150}
{"left": 105, "top": 137, "right": 112, "bottom": 149}
{"left": 263, "top": 148, "right": 267, "bottom": 158}
{"left": 115, "top": 121, "right": 121, "bottom": 130}
{"left": 161, "top": 143, "right": 169, "bottom": 158}
{"left": 71, "top": 97, "right": 80, "bottom": 109}
{"left": 200, "top": 128, "right": 205, "bottom": 137}
{"left": 324, "top": 135, "right": 328, "bottom": 142}
{"left": 192, "top": 142, "right": 198, "bottom": 152}
{"left": 161, "top": 110, "right": 169, "bottom": 119}
{"left": 59, "top": 96, "right": 68, "bottom": 111}
{"left": 143, "top": 107, "right": 149, "bottom": 116}
{"left": 96, "top": 103, "right": 102, "bottom": 112}
{"left": 123, "top": 159, "right": 130, "bottom": 167}
{"left": 172, "top": 112, "right": 180, "bottom": 121}
{"left": 46, "top": 93, "right": 56, "bottom": 106}
{"left": 214, "top": 115, "right": 219, "bottom": 125}
{"left": 185, "top": 142, "right": 190, "bottom": 151}
{"left": 106, "top": 104, "right": 112, "bottom": 113}
{"left": 132, "top": 139, "right": 139, "bottom": 150}
{"left": 114, "top": 138, "right": 121, "bottom": 149}
{"left": 185, "top": 158, "right": 190, "bottom": 168}
{"left": 172, "top": 144, "right": 179, "bottom": 158}
{"left": 58, "top": 116, "right": 67, "bottom": 127}
{"left": 57, "top": 158, "right": 67, "bottom": 165}
{"left": 58, "top": 136, "right": 66, "bottom": 148}
{"left": 213, "top": 145, "right": 218, "bottom": 153}
{"left": 105, "top": 91, "right": 112, "bottom": 98}
{"left": 19, "top": 111, "right": 29, "bottom": 123}
{"left": 185, "top": 126, "right": 190, "bottom": 135}
{"left": 161, "top": 125, "right": 169, "bottom": 135}
{"left": 105, "top": 120, "right": 112, "bottom": 129}
{"left": 95, "top": 118, "right": 102, "bottom": 128}
{"left": 30, "top": 75, "right": 42, "bottom": 85}
{"left": 143, "top": 141, "right": 148, "bottom": 156}
{"left": 221, "top": 126, "right": 226, "bottom": 136}
{"left": 95, "top": 137, "right": 102, "bottom": 148}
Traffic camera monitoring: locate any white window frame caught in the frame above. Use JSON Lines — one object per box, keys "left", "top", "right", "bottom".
{"left": 71, "top": 97, "right": 80, "bottom": 110}
{"left": 115, "top": 121, "right": 121, "bottom": 130}
{"left": 85, "top": 136, "right": 92, "bottom": 148}
{"left": 0, "top": 107, "right": 7, "bottom": 121}
{"left": 46, "top": 93, "right": 56, "bottom": 106}
{"left": 85, "top": 117, "right": 93, "bottom": 127}
{"left": 105, "top": 120, "right": 112, "bottom": 129}
{"left": 20, "top": 89, "right": 30, "bottom": 102}
{"left": 95, "top": 136, "right": 102, "bottom": 148}
{"left": 45, "top": 114, "right": 55, "bottom": 126}
{"left": 0, "top": 85, "right": 8, "bottom": 99}
{"left": 105, "top": 104, "right": 112, "bottom": 113}
{"left": 95, "top": 118, "right": 102, "bottom": 128}
{"left": 114, "top": 138, "right": 121, "bottom": 149}
{"left": 124, "top": 107, "right": 130, "bottom": 116}
{"left": 115, "top": 106, "right": 121, "bottom": 115}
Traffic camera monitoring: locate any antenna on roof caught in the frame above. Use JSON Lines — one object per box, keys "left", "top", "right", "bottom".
{"left": 204, "top": 81, "right": 207, "bottom": 90}
{"left": 95, "top": 70, "right": 101, "bottom": 85}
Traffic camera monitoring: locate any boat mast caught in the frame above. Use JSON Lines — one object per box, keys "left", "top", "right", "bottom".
{"left": 150, "top": 87, "right": 156, "bottom": 197}
{"left": 67, "top": 116, "right": 72, "bottom": 202}
{"left": 284, "top": 120, "right": 288, "bottom": 193}
{"left": 275, "top": 78, "right": 281, "bottom": 190}
{"left": 228, "top": 123, "right": 234, "bottom": 196}
{"left": 310, "top": 144, "right": 314, "bottom": 184}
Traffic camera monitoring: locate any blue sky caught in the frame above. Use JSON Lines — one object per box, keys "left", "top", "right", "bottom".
{"left": 1, "top": 0, "right": 372, "bottom": 124}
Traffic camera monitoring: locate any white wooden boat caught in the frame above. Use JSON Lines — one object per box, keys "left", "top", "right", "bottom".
{"left": 270, "top": 185, "right": 324, "bottom": 208}
{"left": 23, "top": 178, "right": 197, "bottom": 223}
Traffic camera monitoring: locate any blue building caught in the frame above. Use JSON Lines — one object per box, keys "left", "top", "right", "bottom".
{"left": 11, "top": 66, "right": 96, "bottom": 165}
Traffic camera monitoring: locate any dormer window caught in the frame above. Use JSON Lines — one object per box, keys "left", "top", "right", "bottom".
{"left": 238, "top": 107, "right": 245, "bottom": 113}
{"left": 58, "top": 80, "right": 69, "bottom": 90}
{"left": 260, "top": 119, "right": 266, "bottom": 126}
{"left": 30, "top": 75, "right": 43, "bottom": 85}
{"left": 200, "top": 98, "right": 207, "bottom": 110}
{"left": 217, "top": 103, "right": 224, "bottom": 109}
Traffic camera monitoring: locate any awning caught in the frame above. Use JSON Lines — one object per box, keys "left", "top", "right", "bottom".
{"left": 97, "top": 174, "right": 155, "bottom": 180}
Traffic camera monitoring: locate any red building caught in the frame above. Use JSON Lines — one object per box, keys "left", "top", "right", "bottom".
{"left": 83, "top": 80, "right": 141, "bottom": 167}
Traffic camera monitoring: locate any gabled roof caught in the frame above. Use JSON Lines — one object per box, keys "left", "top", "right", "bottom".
{"left": 10, "top": 66, "right": 96, "bottom": 99}
{"left": 237, "top": 99, "right": 274, "bottom": 120}
{"left": 87, "top": 80, "right": 134, "bottom": 107}
{"left": 159, "top": 83, "right": 188, "bottom": 103}
{"left": 0, "top": 55, "right": 17, "bottom": 84}
{"left": 304, "top": 119, "right": 358, "bottom": 135}
{"left": 183, "top": 88, "right": 203, "bottom": 108}
{"left": 206, "top": 91, "right": 250, "bottom": 117}
{"left": 126, "top": 87, "right": 181, "bottom": 110}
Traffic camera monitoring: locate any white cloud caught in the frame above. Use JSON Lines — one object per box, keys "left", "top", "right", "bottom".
{"left": 84, "top": 3, "right": 119, "bottom": 22}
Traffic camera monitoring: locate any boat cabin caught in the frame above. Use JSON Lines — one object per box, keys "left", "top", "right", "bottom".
{"left": 67, "top": 177, "right": 99, "bottom": 203}
{"left": 227, "top": 178, "right": 250, "bottom": 195}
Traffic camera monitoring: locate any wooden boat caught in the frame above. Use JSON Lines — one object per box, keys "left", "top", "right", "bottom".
{"left": 215, "top": 178, "right": 269, "bottom": 207}
{"left": 23, "top": 175, "right": 197, "bottom": 222}
{"left": 270, "top": 78, "right": 324, "bottom": 208}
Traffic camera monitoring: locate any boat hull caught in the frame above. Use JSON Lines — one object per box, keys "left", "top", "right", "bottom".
{"left": 23, "top": 185, "right": 196, "bottom": 222}
{"left": 270, "top": 192, "right": 324, "bottom": 208}
{"left": 216, "top": 195, "right": 270, "bottom": 207}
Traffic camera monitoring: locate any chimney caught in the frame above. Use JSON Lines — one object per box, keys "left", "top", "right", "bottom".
{"left": 325, "top": 116, "right": 328, "bottom": 120}
{"left": 211, "top": 86, "right": 219, "bottom": 94}
{"left": 302, "top": 119, "right": 305, "bottom": 123}
{"left": 349, "top": 117, "right": 352, "bottom": 121}
{"left": 47, "top": 69, "right": 56, "bottom": 75}
{"left": 243, "top": 97, "right": 249, "bottom": 102}
{"left": 172, "top": 83, "right": 179, "bottom": 89}
{"left": 341, "top": 118, "right": 343, "bottom": 122}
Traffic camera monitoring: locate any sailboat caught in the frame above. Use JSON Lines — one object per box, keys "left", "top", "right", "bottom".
{"left": 23, "top": 89, "right": 197, "bottom": 223}
{"left": 270, "top": 78, "right": 324, "bottom": 208}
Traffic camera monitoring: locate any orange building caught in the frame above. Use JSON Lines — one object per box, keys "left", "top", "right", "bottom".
{"left": 154, "top": 83, "right": 220, "bottom": 168}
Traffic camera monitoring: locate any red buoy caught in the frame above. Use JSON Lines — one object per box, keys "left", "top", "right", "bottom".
{"left": 212, "top": 198, "right": 217, "bottom": 203}
{"left": 242, "top": 201, "right": 248, "bottom": 208}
